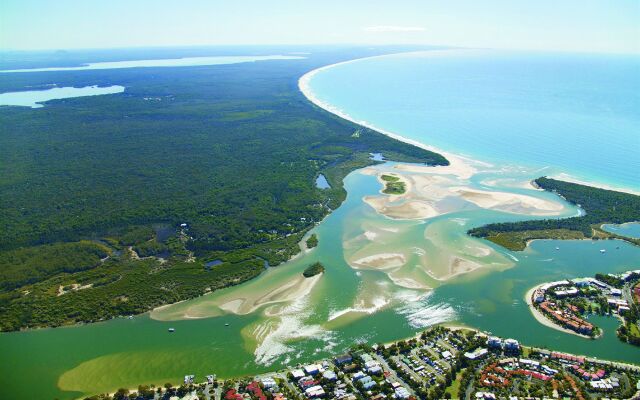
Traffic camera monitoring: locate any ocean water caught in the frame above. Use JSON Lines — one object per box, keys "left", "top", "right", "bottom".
{"left": 307, "top": 50, "right": 640, "bottom": 191}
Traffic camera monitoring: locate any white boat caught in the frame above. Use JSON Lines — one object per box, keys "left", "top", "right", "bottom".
{"left": 168, "top": 327, "right": 175, "bottom": 332}
{"left": 600, "top": 249, "right": 606, "bottom": 253}
{"left": 555, "top": 247, "right": 560, "bottom": 250}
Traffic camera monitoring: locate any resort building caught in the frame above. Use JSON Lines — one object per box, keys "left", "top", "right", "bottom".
{"left": 487, "top": 336, "right": 503, "bottom": 348}
{"left": 465, "top": 348, "right": 489, "bottom": 360}
{"left": 503, "top": 339, "right": 520, "bottom": 352}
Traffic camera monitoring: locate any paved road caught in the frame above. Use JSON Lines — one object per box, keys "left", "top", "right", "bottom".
{"left": 373, "top": 354, "right": 416, "bottom": 396}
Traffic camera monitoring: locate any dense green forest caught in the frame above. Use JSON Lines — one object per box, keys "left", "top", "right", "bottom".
{"left": 0, "top": 47, "right": 447, "bottom": 331}
{"left": 469, "top": 177, "right": 640, "bottom": 250}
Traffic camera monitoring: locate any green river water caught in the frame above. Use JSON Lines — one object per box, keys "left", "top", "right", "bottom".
{"left": 1, "top": 161, "right": 639, "bottom": 400}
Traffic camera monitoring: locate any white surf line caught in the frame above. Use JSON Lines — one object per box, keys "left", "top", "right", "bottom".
{"left": 298, "top": 52, "right": 640, "bottom": 196}
{"left": 298, "top": 49, "right": 484, "bottom": 169}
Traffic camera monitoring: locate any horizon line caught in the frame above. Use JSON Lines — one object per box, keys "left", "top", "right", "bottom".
{"left": 1, "top": 43, "right": 638, "bottom": 56}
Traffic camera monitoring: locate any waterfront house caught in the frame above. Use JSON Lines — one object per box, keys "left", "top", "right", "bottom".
{"left": 553, "top": 287, "right": 578, "bottom": 298}
{"left": 335, "top": 354, "right": 353, "bottom": 365}
{"left": 572, "top": 278, "right": 591, "bottom": 288}
{"left": 360, "top": 353, "right": 374, "bottom": 363}
{"left": 532, "top": 289, "right": 545, "bottom": 303}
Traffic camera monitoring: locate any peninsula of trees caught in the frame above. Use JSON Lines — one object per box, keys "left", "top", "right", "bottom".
{"left": 469, "top": 177, "right": 640, "bottom": 251}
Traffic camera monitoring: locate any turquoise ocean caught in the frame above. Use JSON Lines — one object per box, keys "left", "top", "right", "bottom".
{"left": 308, "top": 50, "right": 640, "bottom": 191}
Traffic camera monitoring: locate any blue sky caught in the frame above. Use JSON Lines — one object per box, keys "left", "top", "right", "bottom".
{"left": 1, "top": 0, "right": 638, "bottom": 53}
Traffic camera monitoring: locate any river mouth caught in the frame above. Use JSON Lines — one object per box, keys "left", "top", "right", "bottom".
{"left": 2, "top": 49, "right": 639, "bottom": 399}
{"left": 47, "top": 159, "right": 639, "bottom": 398}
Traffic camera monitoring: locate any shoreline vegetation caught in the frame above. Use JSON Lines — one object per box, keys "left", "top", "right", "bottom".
{"left": 305, "top": 233, "right": 318, "bottom": 249}
{"left": 0, "top": 48, "right": 448, "bottom": 332}
{"left": 469, "top": 177, "right": 640, "bottom": 251}
{"left": 302, "top": 262, "right": 325, "bottom": 278}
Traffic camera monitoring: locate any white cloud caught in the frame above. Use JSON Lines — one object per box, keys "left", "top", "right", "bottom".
{"left": 363, "top": 25, "right": 426, "bottom": 33}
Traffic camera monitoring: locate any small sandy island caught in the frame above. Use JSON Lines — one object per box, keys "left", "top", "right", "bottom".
{"left": 351, "top": 253, "right": 406, "bottom": 270}
{"left": 363, "top": 196, "right": 439, "bottom": 220}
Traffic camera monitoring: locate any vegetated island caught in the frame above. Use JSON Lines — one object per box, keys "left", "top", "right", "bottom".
{"left": 302, "top": 262, "right": 325, "bottom": 278}
{"left": 305, "top": 233, "right": 318, "bottom": 249}
{"left": 527, "top": 270, "right": 640, "bottom": 345}
{"left": 381, "top": 174, "right": 406, "bottom": 195}
{"left": 469, "top": 177, "right": 640, "bottom": 251}
{"left": 0, "top": 47, "right": 448, "bottom": 332}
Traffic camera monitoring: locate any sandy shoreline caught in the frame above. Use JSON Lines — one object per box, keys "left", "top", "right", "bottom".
{"left": 299, "top": 52, "right": 639, "bottom": 197}
{"left": 299, "top": 53, "right": 484, "bottom": 179}
{"left": 524, "top": 285, "right": 592, "bottom": 339}
{"left": 151, "top": 272, "right": 322, "bottom": 321}
{"left": 361, "top": 164, "right": 569, "bottom": 231}
{"left": 301, "top": 55, "right": 575, "bottom": 228}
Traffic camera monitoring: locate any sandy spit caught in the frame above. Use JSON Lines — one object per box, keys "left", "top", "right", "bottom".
{"left": 524, "top": 285, "right": 593, "bottom": 339}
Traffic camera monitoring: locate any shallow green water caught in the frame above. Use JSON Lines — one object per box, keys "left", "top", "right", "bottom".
{"left": 1, "top": 163, "right": 638, "bottom": 400}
